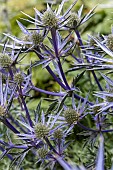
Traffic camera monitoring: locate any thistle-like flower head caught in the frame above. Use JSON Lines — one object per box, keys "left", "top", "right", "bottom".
{"left": 67, "top": 13, "right": 80, "bottom": 28}
{"left": 22, "top": 31, "right": 44, "bottom": 48}
{"left": 30, "top": 31, "right": 43, "bottom": 46}
{"left": 64, "top": 108, "right": 79, "bottom": 125}
{"left": 20, "top": 0, "right": 80, "bottom": 31}
{"left": 53, "top": 128, "right": 63, "bottom": 139}
{"left": 14, "top": 72, "right": 24, "bottom": 84}
{"left": 37, "top": 147, "right": 48, "bottom": 159}
{"left": 42, "top": 9, "right": 59, "bottom": 28}
{"left": 0, "top": 53, "right": 13, "bottom": 68}
{"left": 34, "top": 123, "right": 50, "bottom": 139}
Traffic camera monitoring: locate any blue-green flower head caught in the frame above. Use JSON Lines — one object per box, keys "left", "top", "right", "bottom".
{"left": 42, "top": 9, "right": 59, "bottom": 28}
{"left": 14, "top": 73, "right": 24, "bottom": 84}
{"left": 37, "top": 147, "right": 48, "bottom": 159}
{"left": 0, "top": 53, "right": 12, "bottom": 68}
{"left": 34, "top": 123, "right": 50, "bottom": 139}
{"left": 31, "top": 31, "right": 43, "bottom": 46}
{"left": 53, "top": 129, "right": 63, "bottom": 139}
{"left": 64, "top": 108, "right": 79, "bottom": 125}
{"left": 67, "top": 13, "right": 80, "bottom": 28}
{"left": 23, "top": 31, "right": 43, "bottom": 48}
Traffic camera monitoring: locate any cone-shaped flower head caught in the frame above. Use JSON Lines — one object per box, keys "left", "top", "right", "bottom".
{"left": 14, "top": 73, "right": 24, "bottom": 84}
{"left": 53, "top": 129, "right": 63, "bottom": 139}
{"left": 42, "top": 9, "right": 59, "bottom": 28}
{"left": 0, "top": 53, "right": 12, "bottom": 68}
{"left": 37, "top": 147, "right": 48, "bottom": 159}
{"left": 34, "top": 123, "right": 50, "bottom": 139}
{"left": 67, "top": 13, "right": 80, "bottom": 28}
{"left": 64, "top": 108, "right": 79, "bottom": 124}
{"left": 30, "top": 31, "right": 43, "bottom": 46}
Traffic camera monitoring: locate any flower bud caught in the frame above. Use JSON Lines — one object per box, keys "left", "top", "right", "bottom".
{"left": 106, "top": 34, "right": 113, "bottom": 51}
{"left": 30, "top": 32, "right": 43, "bottom": 46}
{"left": 64, "top": 108, "right": 79, "bottom": 124}
{"left": 67, "top": 13, "right": 80, "bottom": 28}
{"left": 14, "top": 73, "right": 24, "bottom": 84}
{"left": 0, "top": 53, "right": 12, "bottom": 68}
{"left": 37, "top": 147, "right": 48, "bottom": 159}
{"left": 34, "top": 123, "right": 49, "bottom": 139}
{"left": 53, "top": 129, "right": 63, "bottom": 139}
{"left": 42, "top": 10, "right": 58, "bottom": 27}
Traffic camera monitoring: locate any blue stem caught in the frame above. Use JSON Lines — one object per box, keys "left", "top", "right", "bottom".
{"left": 30, "top": 84, "right": 64, "bottom": 97}
{"left": 44, "top": 137, "right": 59, "bottom": 155}
{"left": 19, "top": 86, "right": 33, "bottom": 127}
{"left": 51, "top": 27, "right": 70, "bottom": 89}
{"left": 3, "top": 118, "right": 20, "bottom": 134}
{"left": 9, "top": 114, "right": 27, "bottom": 133}
{"left": 77, "top": 122, "right": 97, "bottom": 132}
{"left": 0, "top": 146, "right": 13, "bottom": 160}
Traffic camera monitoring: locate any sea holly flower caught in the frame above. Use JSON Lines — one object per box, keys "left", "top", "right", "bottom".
{"left": 66, "top": 12, "right": 80, "bottom": 29}
{"left": 4, "top": 22, "right": 44, "bottom": 49}
{"left": 64, "top": 4, "right": 97, "bottom": 31}
{"left": 16, "top": 109, "right": 62, "bottom": 142}
{"left": 20, "top": 0, "right": 79, "bottom": 31}
{"left": 34, "top": 123, "right": 50, "bottom": 139}
{"left": 37, "top": 146, "right": 48, "bottom": 160}
{"left": 55, "top": 97, "right": 89, "bottom": 135}
{"left": 64, "top": 108, "right": 80, "bottom": 125}
{"left": 53, "top": 128, "right": 63, "bottom": 139}
{"left": 14, "top": 72, "right": 24, "bottom": 85}
{"left": 22, "top": 31, "right": 44, "bottom": 48}
{"left": 41, "top": 7, "right": 59, "bottom": 28}
{"left": 0, "top": 53, "right": 13, "bottom": 69}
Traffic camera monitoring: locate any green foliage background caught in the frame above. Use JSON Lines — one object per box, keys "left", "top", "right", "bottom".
{"left": 0, "top": 0, "right": 113, "bottom": 169}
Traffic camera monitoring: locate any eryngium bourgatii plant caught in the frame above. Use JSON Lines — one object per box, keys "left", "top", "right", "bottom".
{"left": 0, "top": 0, "right": 113, "bottom": 169}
